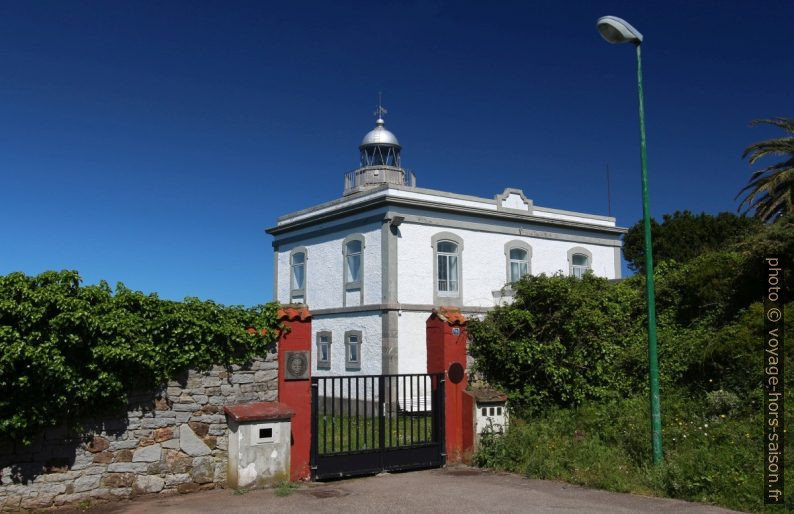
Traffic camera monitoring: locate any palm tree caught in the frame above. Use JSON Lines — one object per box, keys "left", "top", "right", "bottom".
{"left": 737, "top": 117, "right": 794, "bottom": 223}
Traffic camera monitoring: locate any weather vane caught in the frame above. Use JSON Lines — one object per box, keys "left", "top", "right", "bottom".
{"left": 374, "top": 91, "right": 387, "bottom": 120}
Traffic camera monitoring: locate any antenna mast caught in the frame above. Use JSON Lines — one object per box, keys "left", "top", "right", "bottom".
{"left": 606, "top": 163, "right": 612, "bottom": 217}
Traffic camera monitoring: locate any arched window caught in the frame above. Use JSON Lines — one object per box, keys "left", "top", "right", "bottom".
{"left": 567, "top": 247, "right": 593, "bottom": 278}
{"left": 290, "top": 247, "right": 307, "bottom": 302}
{"left": 571, "top": 254, "right": 589, "bottom": 278}
{"left": 437, "top": 241, "right": 459, "bottom": 294}
{"left": 509, "top": 249, "right": 529, "bottom": 282}
{"left": 505, "top": 241, "right": 532, "bottom": 284}
{"left": 432, "top": 232, "right": 463, "bottom": 306}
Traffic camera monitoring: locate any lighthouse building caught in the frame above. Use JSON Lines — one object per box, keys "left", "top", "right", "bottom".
{"left": 266, "top": 114, "right": 626, "bottom": 377}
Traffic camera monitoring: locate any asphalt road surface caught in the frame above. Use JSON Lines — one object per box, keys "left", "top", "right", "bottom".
{"left": 77, "top": 466, "right": 741, "bottom": 513}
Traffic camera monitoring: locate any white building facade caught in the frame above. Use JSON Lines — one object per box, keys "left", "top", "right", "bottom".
{"left": 267, "top": 116, "right": 626, "bottom": 377}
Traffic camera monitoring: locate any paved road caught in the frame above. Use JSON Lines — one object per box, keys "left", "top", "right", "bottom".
{"left": 80, "top": 466, "right": 741, "bottom": 514}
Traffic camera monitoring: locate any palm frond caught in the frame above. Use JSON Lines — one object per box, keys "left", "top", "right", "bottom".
{"left": 749, "top": 117, "right": 794, "bottom": 133}
{"left": 738, "top": 117, "right": 794, "bottom": 222}
{"left": 742, "top": 137, "right": 794, "bottom": 163}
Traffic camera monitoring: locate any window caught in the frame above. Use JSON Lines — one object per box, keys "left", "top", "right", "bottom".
{"left": 342, "top": 235, "right": 365, "bottom": 306}
{"left": 290, "top": 247, "right": 307, "bottom": 301}
{"left": 432, "top": 232, "right": 463, "bottom": 306}
{"left": 345, "top": 239, "right": 362, "bottom": 285}
{"left": 316, "top": 331, "right": 331, "bottom": 370}
{"left": 345, "top": 330, "right": 362, "bottom": 370}
{"left": 509, "top": 248, "right": 529, "bottom": 282}
{"left": 291, "top": 253, "right": 305, "bottom": 289}
{"left": 571, "top": 254, "right": 589, "bottom": 278}
{"left": 567, "top": 247, "right": 593, "bottom": 279}
{"left": 436, "top": 241, "right": 459, "bottom": 294}
{"left": 504, "top": 241, "right": 532, "bottom": 285}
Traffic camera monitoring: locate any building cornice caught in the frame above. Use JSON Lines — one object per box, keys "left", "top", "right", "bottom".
{"left": 267, "top": 191, "right": 627, "bottom": 237}
{"left": 309, "top": 303, "right": 492, "bottom": 316}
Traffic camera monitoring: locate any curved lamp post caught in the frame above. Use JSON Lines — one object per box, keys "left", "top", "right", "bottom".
{"left": 597, "top": 15, "right": 663, "bottom": 465}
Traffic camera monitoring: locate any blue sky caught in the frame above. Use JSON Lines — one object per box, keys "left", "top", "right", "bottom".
{"left": 1, "top": 1, "right": 792, "bottom": 306}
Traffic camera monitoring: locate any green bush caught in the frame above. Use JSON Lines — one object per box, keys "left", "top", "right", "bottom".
{"left": 470, "top": 215, "right": 794, "bottom": 512}
{"left": 0, "top": 270, "right": 280, "bottom": 443}
{"left": 468, "top": 273, "right": 643, "bottom": 417}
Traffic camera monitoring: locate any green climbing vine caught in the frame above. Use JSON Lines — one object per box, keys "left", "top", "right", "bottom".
{"left": 0, "top": 270, "right": 280, "bottom": 443}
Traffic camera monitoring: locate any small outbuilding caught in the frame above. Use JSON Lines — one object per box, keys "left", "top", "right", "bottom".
{"left": 464, "top": 388, "right": 509, "bottom": 451}
{"left": 224, "top": 401, "right": 294, "bottom": 489}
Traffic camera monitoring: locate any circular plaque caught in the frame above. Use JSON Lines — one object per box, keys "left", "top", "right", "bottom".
{"left": 448, "top": 362, "right": 464, "bottom": 384}
{"left": 286, "top": 352, "right": 308, "bottom": 379}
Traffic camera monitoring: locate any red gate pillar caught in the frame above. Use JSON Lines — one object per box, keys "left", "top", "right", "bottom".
{"left": 276, "top": 306, "right": 312, "bottom": 481}
{"left": 426, "top": 307, "right": 469, "bottom": 463}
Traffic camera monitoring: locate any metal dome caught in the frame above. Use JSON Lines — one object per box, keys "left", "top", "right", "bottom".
{"left": 360, "top": 118, "right": 400, "bottom": 147}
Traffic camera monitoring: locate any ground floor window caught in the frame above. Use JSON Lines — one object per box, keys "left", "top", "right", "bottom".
{"left": 345, "top": 330, "right": 362, "bottom": 370}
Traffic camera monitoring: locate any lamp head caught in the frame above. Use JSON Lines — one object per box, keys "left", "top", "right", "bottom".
{"left": 597, "top": 15, "right": 643, "bottom": 45}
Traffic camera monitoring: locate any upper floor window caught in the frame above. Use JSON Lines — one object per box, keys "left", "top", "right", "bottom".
{"left": 436, "top": 241, "right": 459, "bottom": 294}
{"left": 292, "top": 253, "right": 305, "bottom": 289}
{"left": 290, "top": 247, "right": 307, "bottom": 301}
{"left": 504, "top": 240, "right": 532, "bottom": 285}
{"left": 345, "top": 239, "right": 363, "bottom": 286}
{"left": 571, "top": 254, "right": 589, "bottom": 278}
{"left": 509, "top": 248, "right": 529, "bottom": 282}
{"left": 567, "top": 247, "right": 593, "bottom": 279}
{"left": 432, "top": 232, "right": 464, "bottom": 306}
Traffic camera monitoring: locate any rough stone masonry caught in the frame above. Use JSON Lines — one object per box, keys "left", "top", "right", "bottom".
{"left": 0, "top": 352, "right": 278, "bottom": 511}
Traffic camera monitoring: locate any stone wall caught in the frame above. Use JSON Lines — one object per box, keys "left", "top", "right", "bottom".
{"left": 0, "top": 353, "right": 278, "bottom": 511}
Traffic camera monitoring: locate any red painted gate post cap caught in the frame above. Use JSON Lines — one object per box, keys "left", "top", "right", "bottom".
{"left": 224, "top": 401, "right": 295, "bottom": 423}
{"left": 277, "top": 305, "right": 312, "bottom": 322}
{"left": 428, "top": 307, "right": 467, "bottom": 325}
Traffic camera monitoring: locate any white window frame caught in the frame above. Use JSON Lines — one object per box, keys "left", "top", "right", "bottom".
{"left": 504, "top": 240, "right": 532, "bottom": 284}
{"left": 437, "top": 243, "right": 459, "bottom": 294}
{"left": 567, "top": 246, "right": 593, "bottom": 278}
{"left": 431, "top": 232, "right": 464, "bottom": 307}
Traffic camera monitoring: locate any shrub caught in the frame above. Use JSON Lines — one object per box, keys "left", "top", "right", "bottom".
{"left": 468, "top": 273, "right": 642, "bottom": 417}
{"left": 704, "top": 390, "right": 740, "bottom": 418}
{"left": 475, "top": 392, "right": 793, "bottom": 512}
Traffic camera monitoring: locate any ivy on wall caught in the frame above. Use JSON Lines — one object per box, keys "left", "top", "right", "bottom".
{"left": 0, "top": 270, "right": 280, "bottom": 444}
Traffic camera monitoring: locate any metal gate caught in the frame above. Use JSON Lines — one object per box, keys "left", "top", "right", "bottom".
{"left": 310, "top": 373, "right": 446, "bottom": 480}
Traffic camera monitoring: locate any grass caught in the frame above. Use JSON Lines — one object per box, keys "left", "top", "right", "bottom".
{"left": 273, "top": 480, "right": 297, "bottom": 497}
{"left": 318, "top": 414, "right": 435, "bottom": 454}
{"left": 474, "top": 390, "right": 794, "bottom": 513}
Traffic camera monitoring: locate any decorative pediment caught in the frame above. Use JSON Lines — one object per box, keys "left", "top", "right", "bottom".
{"left": 495, "top": 188, "right": 533, "bottom": 213}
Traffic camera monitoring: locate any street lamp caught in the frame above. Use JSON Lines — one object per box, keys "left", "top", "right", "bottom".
{"left": 596, "top": 15, "right": 663, "bottom": 465}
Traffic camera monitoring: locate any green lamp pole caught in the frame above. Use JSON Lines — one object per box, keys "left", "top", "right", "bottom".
{"left": 597, "top": 15, "right": 663, "bottom": 465}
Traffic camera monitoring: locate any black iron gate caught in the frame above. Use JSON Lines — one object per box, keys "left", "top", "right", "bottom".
{"left": 310, "top": 373, "right": 446, "bottom": 480}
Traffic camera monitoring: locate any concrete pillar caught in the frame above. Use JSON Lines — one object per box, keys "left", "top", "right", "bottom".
{"left": 276, "top": 306, "right": 312, "bottom": 481}
{"left": 426, "top": 307, "right": 471, "bottom": 462}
